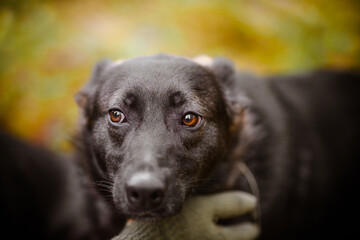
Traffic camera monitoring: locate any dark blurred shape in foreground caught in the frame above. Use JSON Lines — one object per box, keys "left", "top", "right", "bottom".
{"left": 0, "top": 130, "right": 124, "bottom": 239}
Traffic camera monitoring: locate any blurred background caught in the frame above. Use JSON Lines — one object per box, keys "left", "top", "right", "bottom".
{"left": 0, "top": 0, "right": 359, "bottom": 152}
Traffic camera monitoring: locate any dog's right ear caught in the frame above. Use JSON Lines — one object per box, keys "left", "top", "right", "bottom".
{"left": 75, "top": 59, "right": 114, "bottom": 109}
{"left": 75, "top": 59, "right": 120, "bottom": 128}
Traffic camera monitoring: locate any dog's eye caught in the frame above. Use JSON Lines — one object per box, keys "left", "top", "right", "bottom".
{"left": 181, "top": 113, "right": 202, "bottom": 127}
{"left": 109, "top": 109, "right": 126, "bottom": 123}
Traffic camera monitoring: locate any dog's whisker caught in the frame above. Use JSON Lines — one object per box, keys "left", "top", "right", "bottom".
{"left": 98, "top": 187, "right": 113, "bottom": 193}
{"left": 95, "top": 183, "right": 113, "bottom": 188}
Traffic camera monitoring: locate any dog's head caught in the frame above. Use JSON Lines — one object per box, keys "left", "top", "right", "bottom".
{"left": 76, "top": 54, "right": 243, "bottom": 219}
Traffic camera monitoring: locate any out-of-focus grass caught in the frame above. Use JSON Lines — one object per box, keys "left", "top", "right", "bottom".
{"left": 0, "top": 0, "right": 359, "bottom": 151}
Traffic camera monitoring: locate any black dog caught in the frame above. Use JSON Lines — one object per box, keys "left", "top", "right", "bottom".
{"left": 75, "top": 54, "right": 359, "bottom": 239}
{"left": 1, "top": 53, "right": 359, "bottom": 239}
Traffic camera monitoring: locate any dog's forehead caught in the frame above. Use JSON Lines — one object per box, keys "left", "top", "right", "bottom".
{"left": 109, "top": 56, "right": 208, "bottom": 85}
{"left": 99, "top": 56, "right": 218, "bottom": 109}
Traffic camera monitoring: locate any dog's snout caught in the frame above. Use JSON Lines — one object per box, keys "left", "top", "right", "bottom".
{"left": 126, "top": 172, "right": 165, "bottom": 211}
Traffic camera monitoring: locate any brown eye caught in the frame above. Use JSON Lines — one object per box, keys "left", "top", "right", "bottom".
{"left": 181, "top": 113, "right": 202, "bottom": 127}
{"left": 109, "top": 109, "right": 126, "bottom": 123}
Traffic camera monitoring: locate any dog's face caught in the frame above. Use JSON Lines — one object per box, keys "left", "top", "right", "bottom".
{"left": 77, "top": 54, "right": 236, "bottom": 219}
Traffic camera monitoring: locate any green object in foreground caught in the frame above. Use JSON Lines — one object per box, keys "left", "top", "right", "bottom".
{"left": 113, "top": 191, "right": 260, "bottom": 240}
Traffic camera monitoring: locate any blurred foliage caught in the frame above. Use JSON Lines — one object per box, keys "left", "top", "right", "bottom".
{"left": 0, "top": 0, "right": 359, "bottom": 151}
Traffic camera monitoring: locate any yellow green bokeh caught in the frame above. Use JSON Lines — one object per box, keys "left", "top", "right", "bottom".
{"left": 0, "top": 0, "right": 359, "bottom": 151}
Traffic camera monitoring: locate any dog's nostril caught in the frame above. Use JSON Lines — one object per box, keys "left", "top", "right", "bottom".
{"left": 151, "top": 190, "right": 163, "bottom": 202}
{"left": 130, "top": 190, "right": 140, "bottom": 201}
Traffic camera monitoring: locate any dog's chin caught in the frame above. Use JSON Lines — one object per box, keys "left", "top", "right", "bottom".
{"left": 123, "top": 202, "right": 183, "bottom": 221}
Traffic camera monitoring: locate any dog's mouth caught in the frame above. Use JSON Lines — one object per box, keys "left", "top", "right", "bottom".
{"left": 127, "top": 211, "right": 167, "bottom": 221}
{"left": 123, "top": 200, "right": 182, "bottom": 220}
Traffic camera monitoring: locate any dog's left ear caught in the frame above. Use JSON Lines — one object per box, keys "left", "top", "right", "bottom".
{"left": 193, "top": 56, "right": 247, "bottom": 128}
{"left": 193, "top": 55, "right": 235, "bottom": 84}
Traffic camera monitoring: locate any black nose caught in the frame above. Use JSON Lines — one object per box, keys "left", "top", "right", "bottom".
{"left": 126, "top": 172, "right": 165, "bottom": 211}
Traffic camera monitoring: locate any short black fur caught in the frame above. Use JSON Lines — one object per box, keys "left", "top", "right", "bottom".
{"left": 76, "top": 54, "right": 360, "bottom": 238}
{"left": 1, "top": 53, "right": 359, "bottom": 239}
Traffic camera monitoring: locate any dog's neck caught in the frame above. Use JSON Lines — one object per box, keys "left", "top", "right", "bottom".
{"left": 194, "top": 105, "right": 265, "bottom": 195}
{"left": 74, "top": 128, "right": 109, "bottom": 184}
